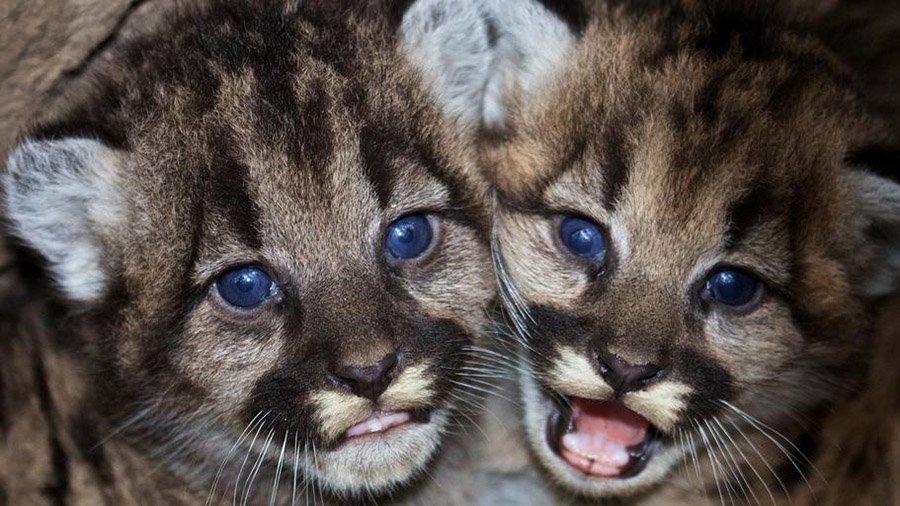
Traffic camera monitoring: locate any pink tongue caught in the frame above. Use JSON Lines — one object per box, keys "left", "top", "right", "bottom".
{"left": 560, "top": 398, "right": 650, "bottom": 477}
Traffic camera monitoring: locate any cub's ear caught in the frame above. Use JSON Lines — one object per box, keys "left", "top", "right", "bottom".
{"left": 400, "top": 0, "right": 575, "bottom": 131}
{"left": 3, "top": 137, "right": 125, "bottom": 302}
{"left": 846, "top": 147, "right": 900, "bottom": 297}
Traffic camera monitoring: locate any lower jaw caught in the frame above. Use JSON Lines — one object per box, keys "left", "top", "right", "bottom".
{"left": 313, "top": 409, "right": 449, "bottom": 495}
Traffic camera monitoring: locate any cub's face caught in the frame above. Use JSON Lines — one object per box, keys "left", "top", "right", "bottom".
{"left": 489, "top": 5, "right": 900, "bottom": 499}
{"left": 4, "top": 2, "right": 493, "bottom": 498}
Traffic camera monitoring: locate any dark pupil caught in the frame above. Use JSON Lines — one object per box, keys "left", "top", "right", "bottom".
{"left": 394, "top": 223, "right": 416, "bottom": 245}
{"left": 569, "top": 228, "right": 595, "bottom": 255}
{"left": 711, "top": 270, "right": 756, "bottom": 306}
{"left": 234, "top": 272, "right": 258, "bottom": 293}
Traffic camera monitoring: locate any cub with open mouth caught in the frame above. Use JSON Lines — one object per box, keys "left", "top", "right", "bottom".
{"left": 477, "top": 0, "right": 900, "bottom": 503}
{"left": 0, "top": 0, "right": 495, "bottom": 503}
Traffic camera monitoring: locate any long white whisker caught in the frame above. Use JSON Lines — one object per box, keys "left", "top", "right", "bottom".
{"left": 721, "top": 401, "right": 818, "bottom": 493}
{"left": 270, "top": 431, "right": 288, "bottom": 506}
{"left": 697, "top": 420, "right": 729, "bottom": 506}
{"left": 207, "top": 410, "right": 267, "bottom": 505}
{"left": 687, "top": 429, "right": 705, "bottom": 490}
{"left": 704, "top": 418, "right": 746, "bottom": 504}
{"left": 291, "top": 432, "right": 299, "bottom": 506}
{"left": 233, "top": 418, "right": 268, "bottom": 506}
{"left": 719, "top": 416, "right": 782, "bottom": 504}
{"left": 708, "top": 417, "right": 759, "bottom": 505}
{"left": 242, "top": 428, "right": 275, "bottom": 506}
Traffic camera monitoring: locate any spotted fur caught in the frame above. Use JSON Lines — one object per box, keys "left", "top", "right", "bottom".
{"left": 482, "top": 0, "right": 900, "bottom": 504}
{"left": 1, "top": 0, "right": 496, "bottom": 503}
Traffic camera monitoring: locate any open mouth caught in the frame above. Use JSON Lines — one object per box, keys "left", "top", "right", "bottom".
{"left": 546, "top": 396, "right": 661, "bottom": 478}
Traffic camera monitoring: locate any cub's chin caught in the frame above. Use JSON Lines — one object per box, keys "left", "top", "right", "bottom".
{"left": 303, "top": 408, "right": 451, "bottom": 496}
{"left": 520, "top": 372, "right": 683, "bottom": 499}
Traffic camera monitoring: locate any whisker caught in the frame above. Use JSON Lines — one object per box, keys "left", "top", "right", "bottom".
{"left": 233, "top": 418, "right": 268, "bottom": 506}
{"left": 291, "top": 431, "right": 300, "bottom": 506}
{"left": 686, "top": 428, "right": 705, "bottom": 490}
{"left": 207, "top": 410, "right": 267, "bottom": 505}
{"left": 242, "top": 428, "right": 275, "bottom": 506}
{"left": 709, "top": 417, "right": 760, "bottom": 505}
{"left": 704, "top": 418, "right": 746, "bottom": 504}
{"left": 696, "top": 420, "right": 729, "bottom": 506}
{"left": 270, "top": 430, "right": 289, "bottom": 506}
{"left": 720, "top": 401, "right": 820, "bottom": 492}
{"left": 718, "top": 416, "right": 782, "bottom": 504}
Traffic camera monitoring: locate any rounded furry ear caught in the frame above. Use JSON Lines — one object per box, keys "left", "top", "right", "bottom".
{"left": 3, "top": 137, "right": 125, "bottom": 302}
{"left": 846, "top": 146, "right": 900, "bottom": 297}
{"left": 400, "top": 0, "right": 574, "bottom": 131}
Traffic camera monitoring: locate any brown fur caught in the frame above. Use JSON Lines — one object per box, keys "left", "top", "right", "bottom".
{"left": 487, "top": 1, "right": 900, "bottom": 504}
{"left": 1, "top": 0, "right": 497, "bottom": 504}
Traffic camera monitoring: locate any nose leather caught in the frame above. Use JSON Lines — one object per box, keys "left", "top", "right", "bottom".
{"left": 595, "top": 350, "right": 665, "bottom": 395}
{"left": 331, "top": 352, "right": 401, "bottom": 401}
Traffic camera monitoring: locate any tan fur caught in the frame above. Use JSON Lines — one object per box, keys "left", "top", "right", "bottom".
{"left": 1, "top": 0, "right": 497, "bottom": 504}
{"left": 488, "top": 1, "right": 900, "bottom": 504}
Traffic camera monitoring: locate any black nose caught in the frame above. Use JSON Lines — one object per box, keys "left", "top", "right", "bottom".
{"left": 595, "top": 350, "right": 665, "bottom": 395}
{"left": 331, "top": 352, "right": 401, "bottom": 401}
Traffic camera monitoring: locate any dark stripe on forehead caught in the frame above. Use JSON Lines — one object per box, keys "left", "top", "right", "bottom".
{"left": 695, "top": 74, "right": 726, "bottom": 126}
{"left": 208, "top": 131, "right": 262, "bottom": 249}
{"left": 599, "top": 123, "right": 631, "bottom": 211}
{"left": 359, "top": 122, "right": 398, "bottom": 209}
{"left": 251, "top": 71, "right": 335, "bottom": 181}
{"left": 724, "top": 183, "right": 772, "bottom": 251}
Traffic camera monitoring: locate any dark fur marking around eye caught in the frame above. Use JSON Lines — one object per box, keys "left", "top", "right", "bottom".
{"left": 724, "top": 183, "right": 772, "bottom": 251}
{"left": 207, "top": 132, "right": 263, "bottom": 250}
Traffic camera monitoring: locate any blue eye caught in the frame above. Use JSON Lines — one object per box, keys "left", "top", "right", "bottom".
{"left": 560, "top": 216, "right": 607, "bottom": 260}
{"left": 704, "top": 268, "right": 760, "bottom": 307}
{"left": 215, "top": 266, "right": 276, "bottom": 308}
{"left": 385, "top": 214, "right": 434, "bottom": 260}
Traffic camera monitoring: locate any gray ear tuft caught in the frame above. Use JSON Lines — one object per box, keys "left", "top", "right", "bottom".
{"left": 400, "top": 0, "right": 574, "bottom": 130}
{"left": 850, "top": 170, "right": 900, "bottom": 297}
{"left": 3, "top": 138, "right": 124, "bottom": 301}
